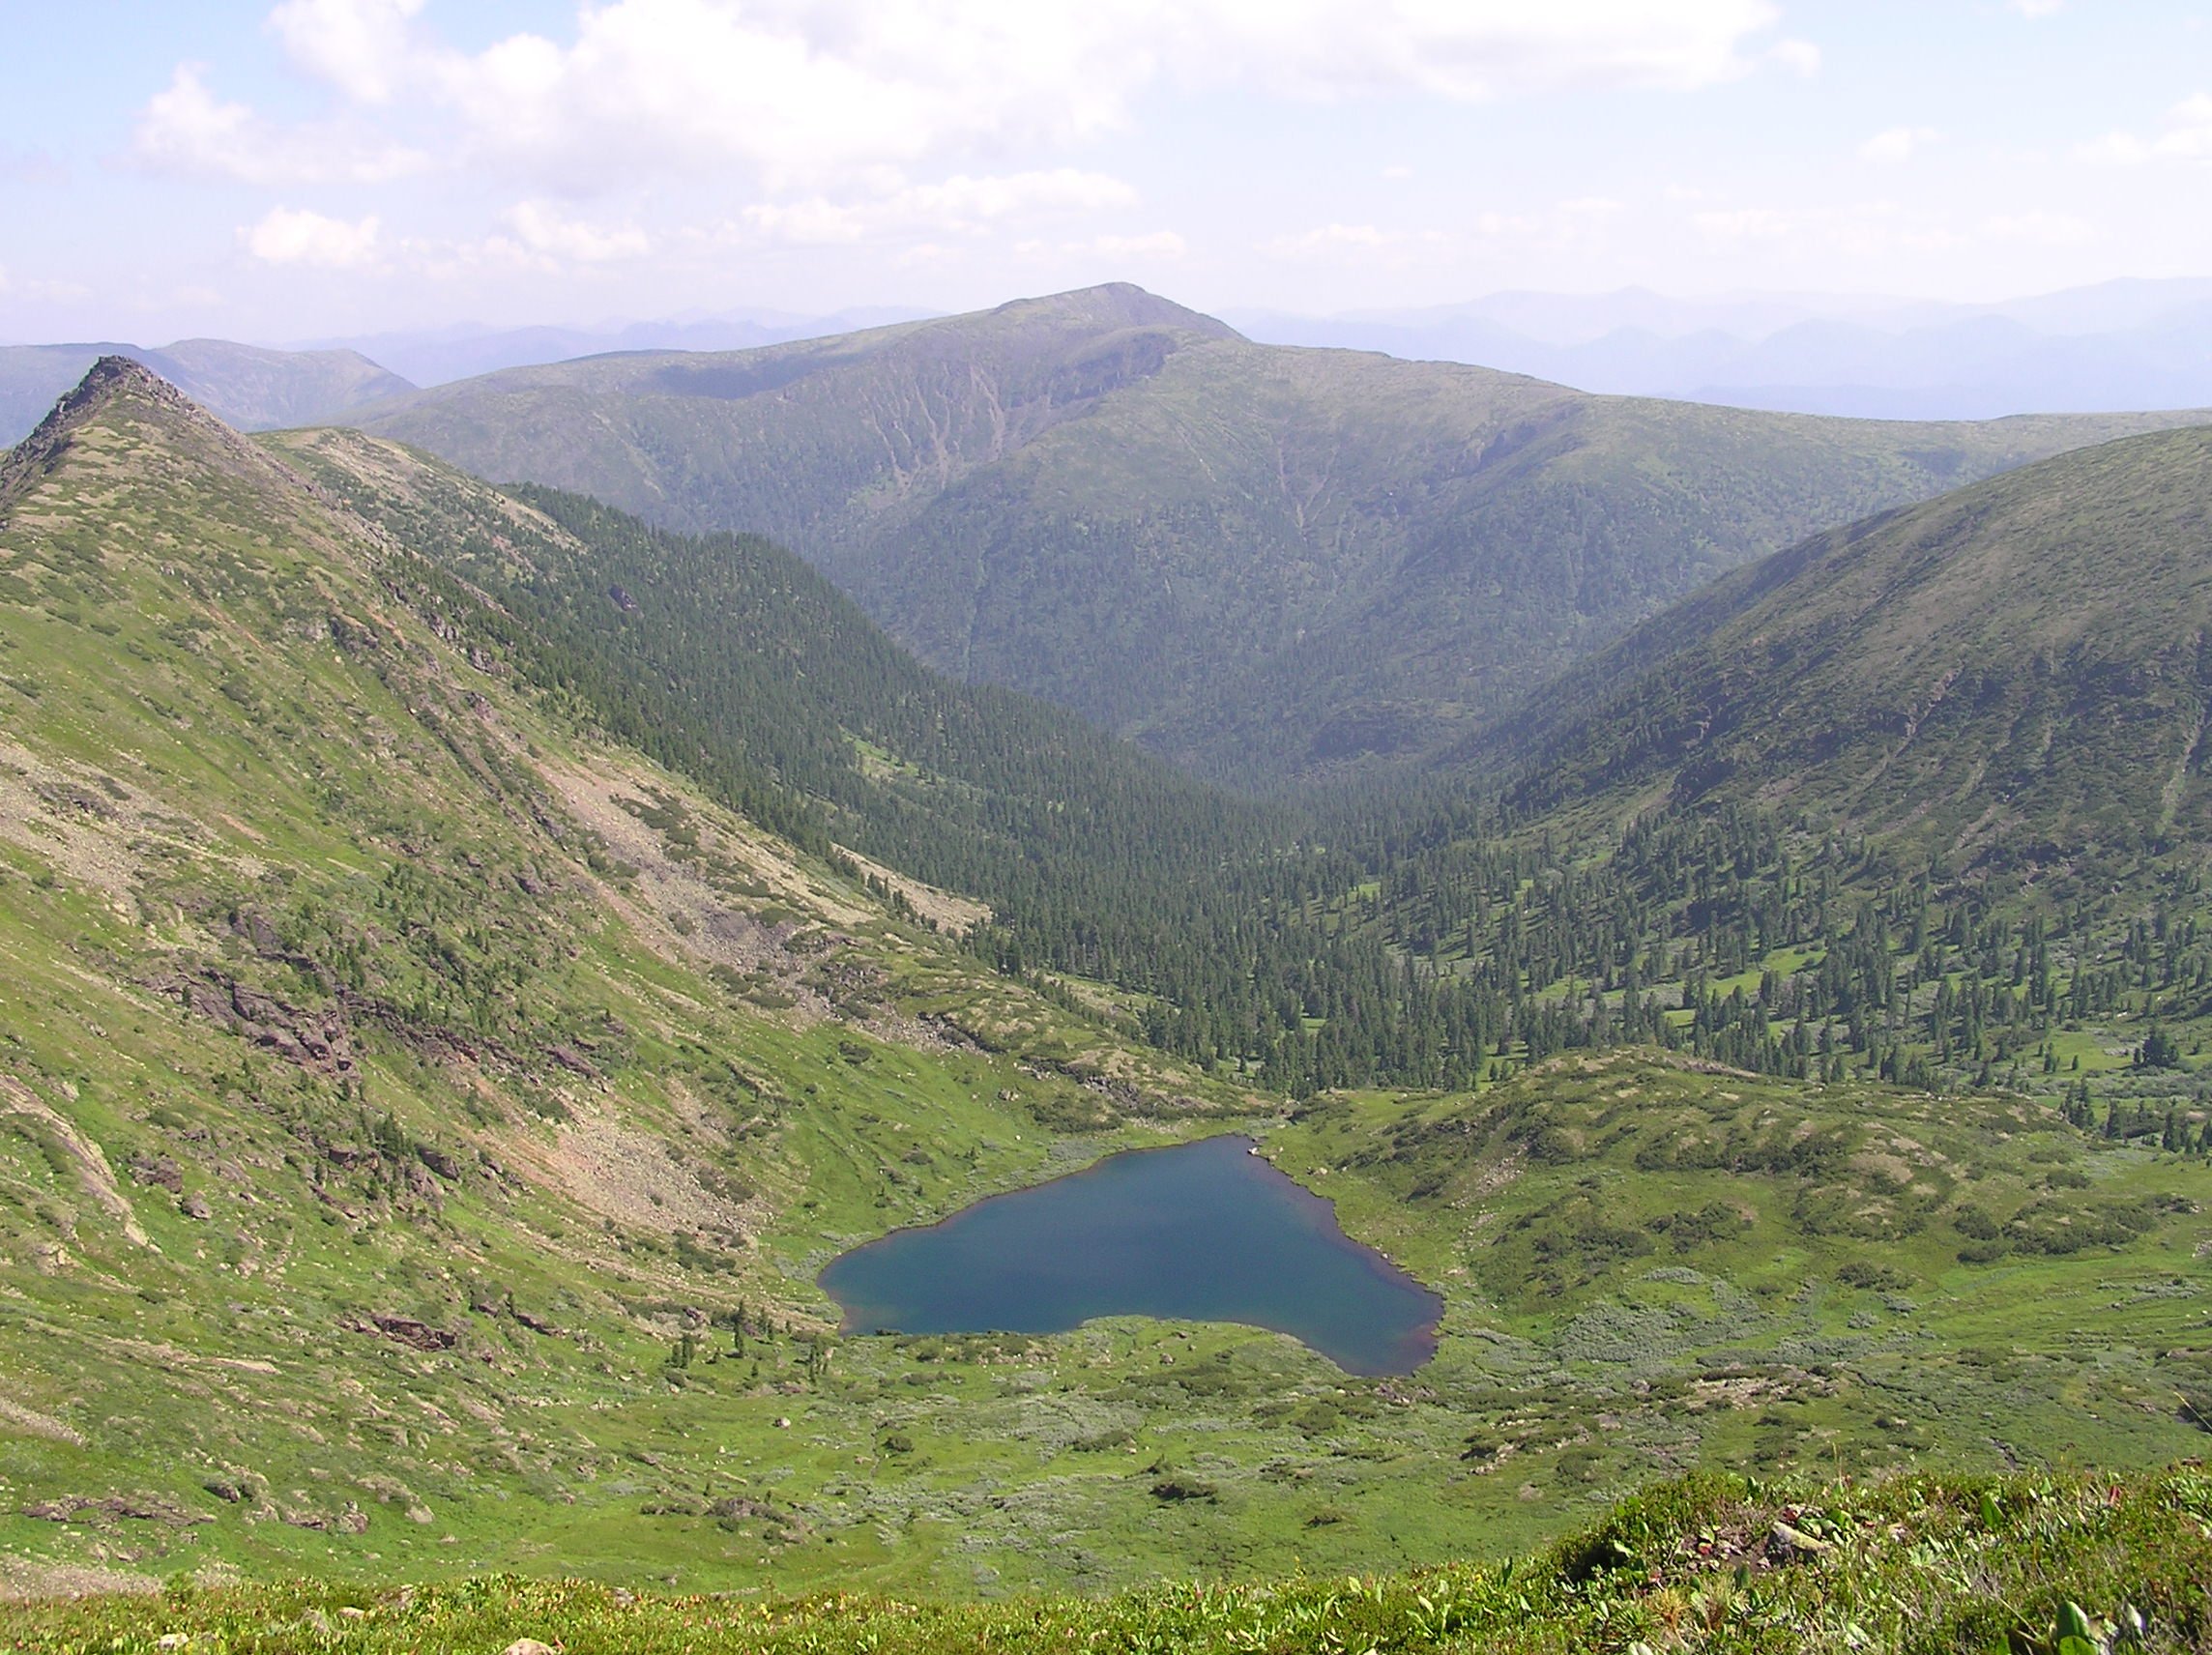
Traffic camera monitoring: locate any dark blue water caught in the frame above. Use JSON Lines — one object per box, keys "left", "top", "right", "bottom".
{"left": 818, "top": 1135, "right": 1441, "bottom": 1377}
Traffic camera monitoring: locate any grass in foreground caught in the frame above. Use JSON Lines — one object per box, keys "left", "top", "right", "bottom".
{"left": 9, "top": 1466, "right": 2210, "bottom": 1654}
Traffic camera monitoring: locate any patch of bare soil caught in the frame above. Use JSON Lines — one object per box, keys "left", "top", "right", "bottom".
{"left": 0, "top": 1557, "right": 160, "bottom": 1602}
{"left": 0, "top": 1075, "right": 155, "bottom": 1250}
{"left": 505, "top": 1100, "right": 758, "bottom": 1240}
{"left": 530, "top": 753, "right": 844, "bottom": 1021}
{"left": 834, "top": 844, "right": 989, "bottom": 935}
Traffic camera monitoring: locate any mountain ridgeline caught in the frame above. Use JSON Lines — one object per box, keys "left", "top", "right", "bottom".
{"left": 343, "top": 283, "right": 2206, "bottom": 785}
{"left": 1487, "top": 422, "right": 2212, "bottom": 857}
{"left": 0, "top": 337, "right": 413, "bottom": 447}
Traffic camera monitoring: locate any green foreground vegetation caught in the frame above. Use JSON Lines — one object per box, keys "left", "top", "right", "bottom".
{"left": 2, "top": 359, "right": 2211, "bottom": 1636}
{"left": 12, "top": 1466, "right": 2212, "bottom": 1653}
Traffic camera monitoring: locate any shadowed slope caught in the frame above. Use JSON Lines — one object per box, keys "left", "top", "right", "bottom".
{"left": 346, "top": 284, "right": 2206, "bottom": 783}
{"left": 1484, "top": 423, "right": 2212, "bottom": 862}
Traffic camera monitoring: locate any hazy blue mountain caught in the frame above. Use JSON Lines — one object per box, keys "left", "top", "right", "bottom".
{"left": 0, "top": 338, "right": 412, "bottom": 445}
{"left": 1235, "top": 277, "right": 2212, "bottom": 420}
{"left": 310, "top": 306, "right": 936, "bottom": 386}
{"left": 341, "top": 283, "right": 2206, "bottom": 784}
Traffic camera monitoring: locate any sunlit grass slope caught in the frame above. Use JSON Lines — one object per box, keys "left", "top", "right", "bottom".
{"left": 11, "top": 1466, "right": 2212, "bottom": 1653}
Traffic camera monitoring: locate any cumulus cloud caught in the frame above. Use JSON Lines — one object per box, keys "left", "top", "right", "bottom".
{"left": 2081, "top": 93, "right": 2212, "bottom": 164}
{"left": 1980, "top": 209, "right": 2090, "bottom": 245}
{"left": 158, "top": 1, "right": 1784, "bottom": 197}
{"left": 1260, "top": 221, "right": 1464, "bottom": 264}
{"left": 0, "top": 265, "right": 95, "bottom": 305}
{"left": 1014, "top": 229, "right": 1187, "bottom": 264}
{"left": 1085, "top": 230, "right": 1187, "bottom": 260}
{"left": 131, "top": 64, "right": 426, "bottom": 184}
{"left": 1263, "top": 222, "right": 1396, "bottom": 259}
{"left": 742, "top": 168, "right": 1140, "bottom": 245}
{"left": 1688, "top": 199, "right": 1963, "bottom": 260}
{"left": 503, "top": 200, "right": 651, "bottom": 262}
{"left": 1767, "top": 38, "right": 1820, "bottom": 75}
{"left": 1859, "top": 125, "right": 1939, "bottom": 163}
{"left": 269, "top": 0, "right": 424, "bottom": 103}
{"left": 900, "top": 169, "right": 1138, "bottom": 222}
{"left": 243, "top": 205, "right": 382, "bottom": 267}
{"left": 1691, "top": 206, "right": 1792, "bottom": 242}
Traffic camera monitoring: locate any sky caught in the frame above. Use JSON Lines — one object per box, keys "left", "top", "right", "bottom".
{"left": 4, "top": 0, "right": 2212, "bottom": 344}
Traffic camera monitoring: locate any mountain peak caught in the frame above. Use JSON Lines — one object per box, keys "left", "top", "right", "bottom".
{"left": 983, "top": 283, "right": 1244, "bottom": 342}
{"left": 8, "top": 354, "right": 219, "bottom": 460}
{"left": 1, "top": 354, "right": 313, "bottom": 524}
{"left": 34, "top": 352, "right": 182, "bottom": 425}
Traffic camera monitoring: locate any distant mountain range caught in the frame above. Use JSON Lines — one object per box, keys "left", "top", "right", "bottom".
{"left": 303, "top": 306, "right": 935, "bottom": 387}
{"left": 1232, "top": 277, "right": 2212, "bottom": 420}
{"left": 0, "top": 337, "right": 413, "bottom": 447}
{"left": 338, "top": 282, "right": 2209, "bottom": 785}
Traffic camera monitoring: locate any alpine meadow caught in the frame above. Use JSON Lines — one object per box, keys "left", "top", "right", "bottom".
{"left": 7, "top": 6, "right": 2212, "bottom": 1653}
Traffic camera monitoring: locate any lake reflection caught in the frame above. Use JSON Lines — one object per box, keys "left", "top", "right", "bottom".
{"left": 818, "top": 1135, "right": 1441, "bottom": 1376}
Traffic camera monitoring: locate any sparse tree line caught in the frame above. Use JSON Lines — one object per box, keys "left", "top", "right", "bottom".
{"left": 298, "top": 459, "right": 2212, "bottom": 1118}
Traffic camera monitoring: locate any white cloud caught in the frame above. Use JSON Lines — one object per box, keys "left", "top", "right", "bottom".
{"left": 742, "top": 199, "right": 868, "bottom": 246}
{"left": 1014, "top": 229, "right": 1187, "bottom": 262}
{"left": 901, "top": 169, "right": 1137, "bottom": 222}
{"left": 1382, "top": 163, "right": 1414, "bottom": 180}
{"left": 0, "top": 266, "right": 95, "bottom": 305}
{"left": 168, "top": 1, "right": 1783, "bottom": 196}
{"left": 1859, "top": 125, "right": 1940, "bottom": 163}
{"left": 1263, "top": 222, "right": 1396, "bottom": 259}
{"left": 1086, "top": 230, "right": 1186, "bottom": 260}
{"left": 1692, "top": 206, "right": 1792, "bottom": 242}
{"left": 2008, "top": 0, "right": 2062, "bottom": 15}
{"left": 270, "top": 0, "right": 424, "bottom": 103}
{"left": 1980, "top": 209, "right": 2090, "bottom": 245}
{"left": 1260, "top": 221, "right": 1463, "bottom": 264}
{"left": 243, "top": 206, "right": 381, "bottom": 267}
{"left": 131, "top": 64, "right": 426, "bottom": 184}
{"left": 2081, "top": 93, "right": 2212, "bottom": 164}
{"left": 741, "top": 168, "right": 1140, "bottom": 246}
{"left": 1688, "top": 200, "right": 1964, "bottom": 260}
{"left": 503, "top": 200, "right": 651, "bottom": 262}
{"left": 1767, "top": 38, "right": 1821, "bottom": 75}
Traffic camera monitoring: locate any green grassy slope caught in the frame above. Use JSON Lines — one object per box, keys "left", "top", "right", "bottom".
{"left": 2, "top": 363, "right": 2206, "bottom": 1608}
{"left": 343, "top": 284, "right": 2206, "bottom": 784}
{"left": 0, "top": 340, "right": 412, "bottom": 447}
{"left": 0, "top": 359, "right": 1255, "bottom": 1595}
{"left": 1482, "top": 423, "right": 2212, "bottom": 863}
{"left": 14, "top": 1466, "right": 2212, "bottom": 1652}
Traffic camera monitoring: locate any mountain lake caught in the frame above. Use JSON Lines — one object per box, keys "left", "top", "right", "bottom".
{"left": 818, "top": 1134, "right": 1441, "bottom": 1376}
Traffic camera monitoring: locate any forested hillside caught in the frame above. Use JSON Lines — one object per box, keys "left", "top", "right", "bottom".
{"left": 274, "top": 419, "right": 2212, "bottom": 1112}
{"left": 1488, "top": 423, "right": 2212, "bottom": 852}
{"left": 1297, "top": 426, "right": 2212, "bottom": 1100}
{"left": 345, "top": 284, "right": 2205, "bottom": 784}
